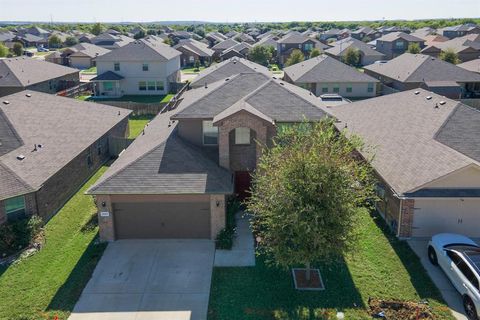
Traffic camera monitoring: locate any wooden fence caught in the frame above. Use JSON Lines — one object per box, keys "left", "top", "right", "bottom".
{"left": 56, "top": 82, "right": 93, "bottom": 98}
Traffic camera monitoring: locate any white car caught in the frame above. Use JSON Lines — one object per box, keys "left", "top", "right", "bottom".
{"left": 428, "top": 234, "right": 480, "bottom": 320}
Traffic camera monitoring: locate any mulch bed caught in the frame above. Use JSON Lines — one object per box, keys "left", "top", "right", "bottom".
{"left": 292, "top": 268, "right": 325, "bottom": 290}
{"left": 369, "top": 298, "right": 434, "bottom": 319}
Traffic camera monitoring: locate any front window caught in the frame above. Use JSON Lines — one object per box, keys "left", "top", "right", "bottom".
{"left": 189, "top": 56, "right": 195, "bottom": 63}
{"left": 103, "top": 81, "right": 114, "bottom": 92}
{"left": 322, "top": 87, "right": 328, "bottom": 93}
{"left": 5, "top": 196, "right": 26, "bottom": 221}
{"left": 142, "top": 63, "right": 149, "bottom": 71}
{"left": 333, "top": 86, "right": 340, "bottom": 93}
{"left": 346, "top": 86, "right": 353, "bottom": 93}
{"left": 202, "top": 120, "right": 218, "bottom": 145}
{"left": 114, "top": 62, "right": 120, "bottom": 71}
{"left": 139, "top": 81, "right": 147, "bottom": 91}
{"left": 368, "top": 83, "right": 374, "bottom": 93}
{"left": 147, "top": 81, "right": 156, "bottom": 91}
{"left": 156, "top": 81, "right": 164, "bottom": 91}
{"left": 304, "top": 43, "right": 313, "bottom": 51}
{"left": 235, "top": 127, "right": 250, "bottom": 145}
{"left": 395, "top": 41, "right": 404, "bottom": 49}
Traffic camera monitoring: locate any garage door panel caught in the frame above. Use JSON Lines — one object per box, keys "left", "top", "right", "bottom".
{"left": 114, "top": 202, "right": 210, "bottom": 239}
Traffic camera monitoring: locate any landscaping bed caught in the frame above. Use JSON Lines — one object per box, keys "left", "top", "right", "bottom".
{"left": 369, "top": 298, "right": 434, "bottom": 320}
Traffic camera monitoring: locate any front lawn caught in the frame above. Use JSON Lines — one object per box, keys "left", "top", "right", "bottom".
{"left": 208, "top": 208, "right": 453, "bottom": 320}
{"left": 129, "top": 114, "right": 155, "bottom": 139}
{"left": 0, "top": 167, "right": 108, "bottom": 320}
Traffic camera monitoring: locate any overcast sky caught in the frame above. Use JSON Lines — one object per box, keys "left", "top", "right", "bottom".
{"left": 1, "top": 0, "right": 479, "bottom": 23}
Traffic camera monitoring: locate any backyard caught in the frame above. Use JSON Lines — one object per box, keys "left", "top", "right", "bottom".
{"left": 208, "top": 208, "right": 453, "bottom": 320}
{"left": 79, "top": 66, "right": 97, "bottom": 74}
{"left": 80, "top": 94, "right": 174, "bottom": 104}
{"left": 0, "top": 167, "right": 108, "bottom": 320}
{"left": 128, "top": 114, "right": 155, "bottom": 139}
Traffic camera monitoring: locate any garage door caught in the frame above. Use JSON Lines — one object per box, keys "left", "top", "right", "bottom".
{"left": 412, "top": 199, "right": 480, "bottom": 237}
{"left": 113, "top": 202, "right": 210, "bottom": 239}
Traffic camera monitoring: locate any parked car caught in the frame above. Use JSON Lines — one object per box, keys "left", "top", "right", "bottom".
{"left": 428, "top": 233, "right": 480, "bottom": 320}
{"left": 37, "top": 46, "right": 48, "bottom": 52}
{"left": 23, "top": 50, "right": 34, "bottom": 57}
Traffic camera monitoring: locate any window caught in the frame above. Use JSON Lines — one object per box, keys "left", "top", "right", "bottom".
{"left": 202, "top": 120, "right": 218, "bottom": 145}
{"left": 156, "top": 81, "right": 164, "bottom": 91}
{"left": 147, "top": 81, "right": 156, "bottom": 91}
{"left": 139, "top": 81, "right": 147, "bottom": 91}
{"left": 142, "top": 63, "right": 149, "bottom": 71}
{"left": 333, "top": 86, "right": 340, "bottom": 93}
{"left": 368, "top": 83, "right": 374, "bottom": 93}
{"left": 114, "top": 62, "right": 120, "bottom": 71}
{"left": 189, "top": 56, "right": 195, "bottom": 63}
{"left": 5, "top": 196, "right": 26, "bottom": 221}
{"left": 447, "top": 250, "right": 462, "bottom": 265}
{"left": 395, "top": 41, "right": 404, "bottom": 49}
{"left": 235, "top": 127, "right": 250, "bottom": 145}
{"left": 457, "top": 260, "right": 480, "bottom": 290}
{"left": 304, "top": 43, "right": 314, "bottom": 51}
{"left": 346, "top": 86, "right": 353, "bottom": 93}
{"left": 103, "top": 81, "right": 114, "bottom": 92}
{"left": 322, "top": 87, "right": 328, "bottom": 93}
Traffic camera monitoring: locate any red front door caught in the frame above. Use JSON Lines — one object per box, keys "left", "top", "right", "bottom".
{"left": 235, "top": 171, "right": 252, "bottom": 200}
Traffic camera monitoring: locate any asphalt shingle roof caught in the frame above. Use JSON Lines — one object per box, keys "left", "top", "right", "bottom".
{"left": 211, "top": 38, "right": 239, "bottom": 51}
{"left": 376, "top": 32, "right": 424, "bottom": 43}
{"left": 173, "top": 39, "right": 214, "bottom": 57}
{"left": 325, "top": 37, "right": 385, "bottom": 57}
{"left": 458, "top": 58, "right": 480, "bottom": 73}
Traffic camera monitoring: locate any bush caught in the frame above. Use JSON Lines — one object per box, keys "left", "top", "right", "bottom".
{"left": 215, "top": 198, "right": 241, "bottom": 249}
{"left": 0, "top": 216, "right": 43, "bottom": 257}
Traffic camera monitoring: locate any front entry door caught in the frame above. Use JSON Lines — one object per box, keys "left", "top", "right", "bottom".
{"left": 235, "top": 171, "right": 252, "bottom": 200}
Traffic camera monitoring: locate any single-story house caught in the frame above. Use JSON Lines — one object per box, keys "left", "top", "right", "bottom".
{"left": 283, "top": 54, "right": 379, "bottom": 98}
{"left": 173, "top": 39, "right": 214, "bottom": 67}
{"left": 325, "top": 37, "right": 385, "bottom": 66}
{"left": 63, "top": 43, "right": 111, "bottom": 69}
{"left": 0, "top": 91, "right": 131, "bottom": 226}
{"left": 330, "top": 89, "right": 480, "bottom": 238}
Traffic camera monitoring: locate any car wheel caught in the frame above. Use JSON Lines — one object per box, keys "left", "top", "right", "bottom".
{"left": 428, "top": 246, "right": 438, "bottom": 266}
{"left": 464, "top": 296, "right": 479, "bottom": 320}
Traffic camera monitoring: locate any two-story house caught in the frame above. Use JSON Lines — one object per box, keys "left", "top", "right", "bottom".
{"left": 92, "top": 37, "right": 181, "bottom": 97}
{"left": 440, "top": 24, "right": 480, "bottom": 39}
{"left": 375, "top": 32, "right": 425, "bottom": 60}
{"left": 277, "top": 31, "right": 330, "bottom": 65}
{"left": 87, "top": 72, "right": 345, "bottom": 241}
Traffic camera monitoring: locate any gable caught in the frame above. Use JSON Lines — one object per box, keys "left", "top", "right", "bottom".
{"left": 422, "top": 165, "right": 480, "bottom": 189}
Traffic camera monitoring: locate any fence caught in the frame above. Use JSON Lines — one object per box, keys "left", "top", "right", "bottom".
{"left": 162, "top": 83, "right": 190, "bottom": 113}
{"left": 56, "top": 82, "right": 93, "bottom": 98}
{"left": 92, "top": 101, "right": 168, "bottom": 115}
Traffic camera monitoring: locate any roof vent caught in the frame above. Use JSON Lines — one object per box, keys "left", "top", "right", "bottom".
{"left": 26, "top": 93, "right": 31, "bottom": 97}
{"left": 225, "top": 78, "right": 230, "bottom": 81}
{"left": 414, "top": 91, "right": 420, "bottom": 95}
{"left": 439, "top": 101, "right": 446, "bottom": 105}
{"left": 280, "top": 82, "right": 284, "bottom": 85}
{"left": 3, "top": 101, "right": 10, "bottom": 105}
{"left": 204, "top": 82, "right": 208, "bottom": 89}
{"left": 117, "top": 111, "right": 121, "bottom": 115}
{"left": 426, "top": 96, "right": 432, "bottom": 100}
{"left": 434, "top": 103, "right": 439, "bottom": 109}
{"left": 17, "top": 155, "right": 25, "bottom": 161}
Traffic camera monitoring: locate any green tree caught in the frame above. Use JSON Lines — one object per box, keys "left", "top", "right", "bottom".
{"left": 343, "top": 47, "right": 360, "bottom": 66}
{"left": 13, "top": 42, "right": 23, "bottom": 56}
{"left": 248, "top": 45, "right": 273, "bottom": 66}
{"left": 439, "top": 48, "right": 461, "bottom": 64}
{"left": 248, "top": 119, "right": 375, "bottom": 281}
{"left": 284, "top": 49, "right": 304, "bottom": 67}
{"left": 163, "top": 37, "right": 173, "bottom": 46}
{"left": 0, "top": 43, "right": 8, "bottom": 57}
{"left": 407, "top": 43, "right": 421, "bottom": 54}
{"left": 48, "top": 35, "right": 62, "bottom": 49}
{"left": 309, "top": 48, "right": 321, "bottom": 58}
{"left": 65, "top": 36, "right": 78, "bottom": 47}
{"left": 91, "top": 23, "right": 104, "bottom": 36}
{"left": 134, "top": 30, "right": 146, "bottom": 39}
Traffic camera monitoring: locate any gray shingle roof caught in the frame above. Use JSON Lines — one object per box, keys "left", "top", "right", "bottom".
{"left": 458, "top": 58, "right": 480, "bottom": 73}
{"left": 0, "top": 57, "right": 79, "bottom": 88}
{"left": 190, "top": 57, "right": 271, "bottom": 88}
{"left": 422, "top": 34, "right": 480, "bottom": 54}
{"left": 364, "top": 53, "right": 480, "bottom": 83}
{"left": 376, "top": 32, "right": 424, "bottom": 43}
{"left": 212, "top": 38, "right": 239, "bottom": 51}
{"left": 67, "top": 42, "right": 111, "bottom": 59}
{"left": 329, "top": 89, "right": 480, "bottom": 196}
{"left": 325, "top": 37, "right": 385, "bottom": 58}
{"left": 173, "top": 39, "right": 214, "bottom": 57}
{"left": 0, "top": 90, "right": 131, "bottom": 200}
{"left": 284, "top": 54, "right": 379, "bottom": 83}
{"left": 91, "top": 71, "right": 124, "bottom": 81}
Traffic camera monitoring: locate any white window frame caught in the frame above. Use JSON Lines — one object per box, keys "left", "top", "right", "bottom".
{"left": 235, "top": 127, "right": 250, "bottom": 145}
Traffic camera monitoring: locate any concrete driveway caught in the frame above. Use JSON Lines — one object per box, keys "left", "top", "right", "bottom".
{"left": 408, "top": 239, "right": 467, "bottom": 320}
{"left": 69, "top": 239, "right": 215, "bottom": 320}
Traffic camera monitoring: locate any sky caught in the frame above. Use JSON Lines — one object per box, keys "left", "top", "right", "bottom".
{"left": 0, "top": 0, "right": 479, "bottom": 23}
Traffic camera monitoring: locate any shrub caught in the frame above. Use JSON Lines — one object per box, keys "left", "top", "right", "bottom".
{"left": 0, "top": 215, "right": 43, "bottom": 257}
{"left": 215, "top": 198, "right": 241, "bottom": 249}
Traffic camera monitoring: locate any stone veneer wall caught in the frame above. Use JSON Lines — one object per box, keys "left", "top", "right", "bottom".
{"left": 399, "top": 199, "right": 415, "bottom": 238}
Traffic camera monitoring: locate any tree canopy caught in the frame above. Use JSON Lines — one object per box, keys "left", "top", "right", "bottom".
{"left": 285, "top": 49, "right": 305, "bottom": 67}
{"left": 91, "top": 23, "right": 104, "bottom": 36}
{"left": 248, "top": 45, "right": 273, "bottom": 66}
{"left": 12, "top": 42, "right": 23, "bottom": 56}
{"left": 309, "top": 48, "right": 322, "bottom": 58}
{"left": 65, "top": 36, "right": 78, "bottom": 47}
{"left": 407, "top": 43, "right": 421, "bottom": 54}
{"left": 439, "top": 48, "right": 461, "bottom": 64}
{"left": 343, "top": 47, "right": 360, "bottom": 66}
{"left": 0, "top": 43, "right": 8, "bottom": 58}
{"left": 48, "top": 35, "right": 62, "bottom": 48}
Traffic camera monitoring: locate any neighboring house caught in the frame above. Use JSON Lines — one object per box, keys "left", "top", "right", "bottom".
{"left": 44, "top": 51, "right": 64, "bottom": 65}
{"left": 211, "top": 38, "right": 240, "bottom": 58}
{"left": 91, "top": 32, "right": 134, "bottom": 50}
{"left": 233, "top": 33, "right": 255, "bottom": 44}
{"left": 283, "top": 54, "right": 379, "bottom": 98}
{"left": 351, "top": 27, "right": 381, "bottom": 41}
{"left": 330, "top": 89, "right": 480, "bottom": 238}
{"left": 420, "top": 34, "right": 449, "bottom": 47}
{"left": 319, "top": 28, "right": 350, "bottom": 41}
{"left": 253, "top": 34, "right": 279, "bottom": 54}
{"left": 87, "top": 72, "right": 345, "bottom": 241}
{"left": 64, "top": 43, "right": 111, "bottom": 69}
{"left": 411, "top": 27, "right": 437, "bottom": 38}
{"left": 0, "top": 31, "right": 16, "bottom": 45}
{"left": 205, "top": 32, "right": 228, "bottom": 47}
{"left": 0, "top": 91, "right": 130, "bottom": 226}
{"left": 458, "top": 59, "right": 480, "bottom": 74}
{"left": 92, "top": 37, "right": 181, "bottom": 97}
{"left": 440, "top": 24, "right": 480, "bottom": 39}
{"left": 0, "top": 57, "right": 80, "bottom": 97}
{"left": 364, "top": 53, "right": 480, "bottom": 98}
{"left": 76, "top": 33, "right": 95, "bottom": 44}
{"left": 220, "top": 42, "right": 252, "bottom": 61}
{"left": 173, "top": 39, "right": 214, "bottom": 67}
{"left": 378, "top": 26, "right": 411, "bottom": 35}
{"left": 421, "top": 34, "right": 480, "bottom": 62}
{"left": 13, "top": 34, "right": 47, "bottom": 48}
{"left": 190, "top": 57, "right": 271, "bottom": 89}
{"left": 277, "top": 31, "right": 330, "bottom": 65}
{"left": 22, "top": 26, "right": 50, "bottom": 39}
{"left": 375, "top": 32, "right": 425, "bottom": 59}
{"left": 325, "top": 37, "right": 385, "bottom": 66}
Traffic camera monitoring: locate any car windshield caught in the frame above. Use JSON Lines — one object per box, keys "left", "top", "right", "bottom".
{"left": 444, "top": 244, "right": 479, "bottom": 250}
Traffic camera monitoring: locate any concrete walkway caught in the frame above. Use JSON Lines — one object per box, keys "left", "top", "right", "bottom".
{"left": 214, "top": 212, "right": 255, "bottom": 267}
{"left": 69, "top": 239, "right": 215, "bottom": 320}
{"left": 408, "top": 239, "right": 467, "bottom": 320}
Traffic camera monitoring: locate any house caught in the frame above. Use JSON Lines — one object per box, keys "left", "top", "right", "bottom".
{"left": 12, "top": 33, "right": 48, "bottom": 48}
{"left": 190, "top": 57, "right": 271, "bottom": 89}
{"left": 325, "top": 37, "right": 385, "bottom": 66}
{"left": 458, "top": 59, "right": 480, "bottom": 73}
{"left": 277, "top": 31, "right": 330, "bottom": 65}
{"left": 363, "top": 53, "right": 480, "bottom": 98}
{"left": 76, "top": 33, "right": 95, "bottom": 44}
{"left": 421, "top": 34, "right": 480, "bottom": 62}
{"left": 440, "top": 24, "right": 480, "bottom": 39}
{"left": 283, "top": 54, "right": 379, "bottom": 98}
{"left": 220, "top": 42, "right": 252, "bottom": 61}
{"left": 92, "top": 37, "right": 181, "bottom": 97}
{"left": 205, "top": 32, "right": 227, "bottom": 47}
{"left": 232, "top": 33, "right": 255, "bottom": 45}
{"left": 419, "top": 34, "right": 449, "bottom": 47}
{"left": 0, "top": 31, "right": 16, "bottom": 46}
{"left": 351, "top": 27, "right": 381, "bottom": 41}
{"left": 168, "top": 31, "right": 193, "bottom": 44}
{"left": 87, "top": 72, "right": 345, "bottom": 241}
{"left": 91, "top": 32, "right": 134, "bottom": 50}
{"left": 330, "top": 89, "right": 480, "bottom": 238}
{"left": 173, "top": 39, "right": 214, "bottom": 67}
{"left": 211, "top": 38, "right": 240, "bottom": 58}
{"left": 63, "top": 43, "right": 111, "bottom": 69}
{"left": 253, "top": 34, "right": 279, "bottom": 54}
{"left": 22, "top": 26, "right": 50, "bottom": 39}
{"left": 0, "top": 57, "right": 80, "bottom": 97}
{"left": 375, "top": 32, "right": 425, "bottom": 59}
{"left": 0, "top": 91, "right": 130, "bottom": 226}
{"left": 44, "top": 51, "right": 64, "bottom": 65}
{"left": 411, "top": 27, "right": 437, "bottom": 38}
{"left": 319, "top": 28, "right": 350, "bottom": 41}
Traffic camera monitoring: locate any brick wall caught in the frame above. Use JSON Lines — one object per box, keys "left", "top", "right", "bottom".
{"left": 228, "top": 129, "right": 257, "bottom": 171}
{"left": 0, "top": 192, "right": 38, "bottom": 225}
{"left": 399, "top": 199, "right": 415, "bottom": 238}
{"left": 27, "top": 72, "right": 80, "bottom": 94}
{"left": 95, "top": 194, "right": 115, "bottom": 242}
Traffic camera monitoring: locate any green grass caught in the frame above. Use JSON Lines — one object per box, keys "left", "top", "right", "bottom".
{"left": 129, "top": 114, "right": 155, "bottom": 139}
{"left": 208, "top": 209, "right": 453, "bottom": 320}
{"left": 181, "top": 66, "right": 207, "bottom": 74}
{"left": 75, "top": 95, "right": 91, "bottom": 101}
{"left": 34, "top": 51, "right": 51, "bottom": 57}
{"left": 88, "top": 94, "right": 174, "bottom": 104}
{"left": 0, "top": 167, "right": 109, "bottom": 320}
{"left": 80, "top": 66, "right": 97, "bottom": 74}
